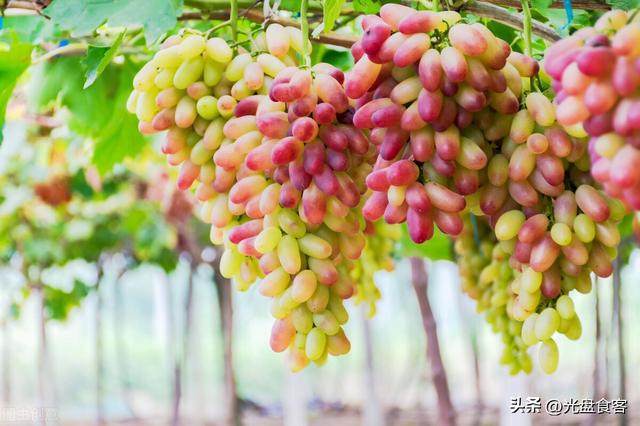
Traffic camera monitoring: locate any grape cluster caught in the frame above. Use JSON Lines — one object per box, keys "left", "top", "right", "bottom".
{"left": 482, "top": 104, "right": 623, "bottom": 373}
{"left": 544, "top": 10, "right": 640, "bottom": 210}
{"left": 456, "top": 215, "right": 533, "bottom": 374}
{"left": 350, "top": 220, "right": 400, "bottom": 316}
{"left": 346, "top": 4, "right": 538, "bottom": 243}
{"left": 492, "top": 185, "right": 624, "bottom": 373}
{"left": 213, "top": 63, "right": 380, "bottom": 370}
{"left": 127, "top": 26, "right": 397, "bottom": 369}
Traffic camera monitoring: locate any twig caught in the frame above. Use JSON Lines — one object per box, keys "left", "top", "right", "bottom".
{"left": 464, "top": 2, "right": 561, "bottom": 42}
{"left": 410, "top": 257, "right": 456, "bottom": 426}
{"left": 32, "top": 43, "right": 87, "bottom": 64}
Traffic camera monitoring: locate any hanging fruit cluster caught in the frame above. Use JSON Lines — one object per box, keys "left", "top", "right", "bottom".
{"left": 127, "top": 24, "right": 398, "bottom": 370}
{"left": 545, "top": 10, "right": 640, "bottom": 210}
{"left": 344, "top": 4, "right": 625, "bottom": 375}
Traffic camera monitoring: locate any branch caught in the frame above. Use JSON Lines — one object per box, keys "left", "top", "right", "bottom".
{"left": 465, "top": 2, "right": 561, "bottom": 43}
{"left": 410, "top": 257, "right": 456, "bottom": 426}
{"left": 6, "top": 0, "right": 44, "bottom": 13}
{"left": 481, "top": 0, "right": 610, "bottom": 9}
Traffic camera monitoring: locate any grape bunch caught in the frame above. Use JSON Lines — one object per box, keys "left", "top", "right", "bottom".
{"left": 455, "top": 215, "right": 533, "bottom": 374}
{"left": 482, "top": 100, "right": 624, "bottom": 373}
{"left": 127, "top": 26, "right": 397, "bottom": 370}
{"left": 215, "top": 60, "right": 385, "bottom": 369}
{"left": 544, "top": 10, "right": 640, "bottom": 210}
{"left": 344, "top": 4, "right": 539, "bottom": 243}
{"left": 350, "top": 220, "right": 400, "bottom": 316}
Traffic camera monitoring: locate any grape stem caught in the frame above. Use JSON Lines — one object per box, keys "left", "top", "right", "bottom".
{"left": 409, "top": 257, "right": 456, "bottom": 426}
{"left": 519, "top": 0, "right": 533, "bottom": 58}
{"left": 300, "top": 0, "right": 311, "bottom": 68}
{"left": 205, "top": 20, "right": 231, "bottom": 38}
{"left": 230, "top": 0, "right": 239, "bottom": 52}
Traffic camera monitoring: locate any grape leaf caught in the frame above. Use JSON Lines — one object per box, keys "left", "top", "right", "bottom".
{"left": 396, "top": 224, "right": 453, "bottom": 261}
{"left": 606, "top": 0, "right": 638, "bottom": 11}
{"left": 82, "top": 30, "right": 125, "bottom": 89}
{"left": 321, "top": 49, "right": 353, "bottom": 71}
{"left": 353, "top": 0, "right": 382, "bottom": 13}
{"left": 1, "top": 16, "right": 54, "bottom": 43}
{"left": 322, "top": 0, "right": 346, "bottom": 33}
{"left": 30, "top": 57, "right": 147, "bottom": 174}
{"left": 0, "top": 31, "right": 33, "bottom": 144}
{"left": 45, "top": 0, "right": 183, "bottom": 43}
{"left": 532, "top": 0, "right": 553, "bottom": 8}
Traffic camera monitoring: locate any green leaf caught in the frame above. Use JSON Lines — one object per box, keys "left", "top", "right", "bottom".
{"left": 69, "top": 170, "right": 95, "bottom": 199}
{"left": 321, "top": 48, "right": 353, "bottom": 70}
{"left": 606, "top": 0, "right": 638, "bottom": 11}
{"left": 30, "top": 57, "right": 148, "bottom": 174}
{"left": 618, "top": 213, "right": 633, "bottom": 239}
{"left": 396, "top": 225, "right": 453, "bottom": 261}
{"left": 0, "top": 31, "right": 33, "bottom": 144}
{"left": 45, "top": 0, "right": 183, "bottom": 43}
{"left": 322, "top": 0, "right": 346, "bottom": 33}
{"left": 83, "top": 30, "right": 126, "bottom": 89}
{"left": 1, "top": 16, "right": 54, "bottom": 43}
{"left": 486, "top": 20, "right": 518, "bottom": 45}
{"left": 353, "top": 0, "right": 382, "bottom": 14}
{"left": 532, "top": 0, "right": 553, "bottom": 11}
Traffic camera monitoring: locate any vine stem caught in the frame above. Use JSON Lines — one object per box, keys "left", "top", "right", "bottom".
{"left": 230, "top": 0, "right": 238, "bottom": 52}
{"left": 520, "top": 0, "right": 533, "bottom": 58}
{"left": 300, "top": 0, "right": 311, "bottom": 67}
{"left": 32, "top": 43, "right": 87, "bottom": 64}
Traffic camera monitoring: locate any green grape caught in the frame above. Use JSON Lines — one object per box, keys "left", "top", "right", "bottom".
{"left": 534, "top": 308, "right": 560, "bottom": 341}
{"left": 555, "top": 295, "right": 575, "bottom": 319}
{"left": 538, "top": 338, "right": 559, "bottom": 374}
{"left": 521, "top": 313, "right": 539, "bottom": 346}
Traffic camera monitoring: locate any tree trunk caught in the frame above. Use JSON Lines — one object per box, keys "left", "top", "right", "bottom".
{"left": 361, "top": 307, "right": 385, "bottom": 426}
{"left": 171, "top": 265, "right": 196, "bottom": 426}
{"left": 1, "top": 318, "right": 10, "bottom": 404}
{"left": 409, "top": 257, "right": 455, "bottom": 426}
{"left": 213, "top": 250, "right": 239, "bottom": 426}
{"left": 95, "top": 278, "right": 105, "bottom": 426}
{"left": 612, "top": 259, "right": 627, "bottom": 426}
